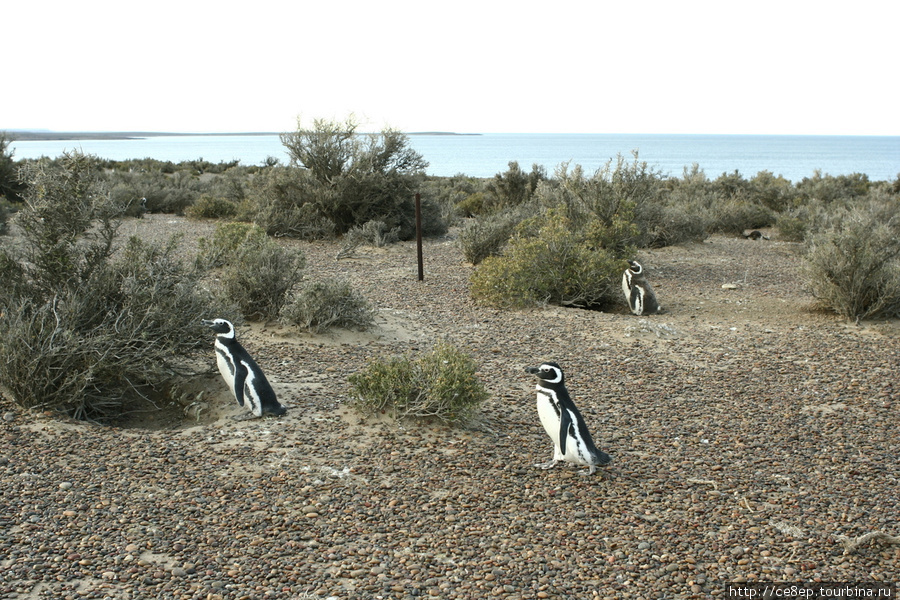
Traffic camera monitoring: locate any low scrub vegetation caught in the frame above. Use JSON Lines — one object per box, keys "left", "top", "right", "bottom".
{"left": 349, "top": 343, "right": 488, "bottom": 426}
{"left": 198, "top": 222, "right": 305, "bottom": 321}
{"left": 470, "top": 209, "right": 624, "bottom": 309}
{"left": 463, "top": 153, "right": 899, "bottom": 317}
{"left": 802, "top": 195, "right": 900, "bottom": 320}
{"left": 281, "top": 278, "right": 374, "bottom": 333}
{"left": 0, "top": 153, "right": 231, "bottom": 421}
{"left": 1, "top": 128, "right": 896, "bottom": 424}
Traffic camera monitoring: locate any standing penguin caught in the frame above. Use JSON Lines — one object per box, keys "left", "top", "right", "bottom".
{"left": 201, "top": 318, "right": 286, "bottom": 418}
{"left": 622, "top": 259, "right": 661, "bottom": 315}
{"left": 525, "top": 362, "right": 611, "bottom": 476}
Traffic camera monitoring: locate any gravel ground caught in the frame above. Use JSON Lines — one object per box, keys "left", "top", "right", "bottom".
{"left": 1, "top": 215, "right": 898, "bottom": 599}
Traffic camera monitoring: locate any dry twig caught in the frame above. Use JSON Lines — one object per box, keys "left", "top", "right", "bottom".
{"left": 835, "top": 530, "right": 900, "bottom": 555}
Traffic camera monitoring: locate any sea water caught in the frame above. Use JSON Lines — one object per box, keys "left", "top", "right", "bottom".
{"left": 9, "top": 133, "right": 899, "bottom": 182}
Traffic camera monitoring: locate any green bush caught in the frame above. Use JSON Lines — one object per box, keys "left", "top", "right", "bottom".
{"left": 0, "top": 132, "right": 26, "bottom": 204}
{"left": 218, "top": 234, "right": 306, "bottom": 321}
{"left": 0, "top": 153, "right": 227, "bottom": 421}
{"left": 0, "top": 198, "right": 11, "bottom": 235}
{"left": 707, "top": 198, "right": 775, "bottom": 235}
{"left": 470, "top": 209, "right": 624, "bottom": 310}
{"left": 775, "top": 213, "right": 808, "bottom": 242}
{"left": 456, "top": 191, "right": 487, "bottom": 217}
{"left": 481, "top": 161, "right": 545, "bottom": 213}
{"left": 749, "top": 170, "right": 798, "bottom": 212}
{"left": 542, "top": 153, "right": 664, "bottom": 252}
{"left": 457, "top": 201, "right": 540, "bottom": 264}
{"left": 107, "top": 169, "right": 206, "bottom": 215}
{"left": 337, "top": 220, "right": 401, "bottom": 257}
{"left": 196, "top": 221, "right": 270, "bottom": 269}
{"left": 246, "top": 166, "right": 337, "bottom": 239}
{"left": 420, "top": 173, "right": 485, "bottom": 222}
{"left": 797, "top": 171, "right": 871, "bottom": 204}
{"left": 802, "top": 198, "right": 900, "bottom": 319}
{"left": 186, "top": 194, "right": 238, "bottom": 219}
{"left": 349, "top": 342, "right": 488, "bottom": 426}
{"left": 281, "top": 278, "right": 374, "bottom": 333}
{"left": 277, "top": 117, "right": 437, "bottom": 239}
{"left": 638, "top": 202, "right": 709, "bottom": 247}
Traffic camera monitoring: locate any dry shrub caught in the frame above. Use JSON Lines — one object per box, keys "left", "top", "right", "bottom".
{"left": 457, "top": 201, "right": 539, "bottom": 265}
{"left": 803, "top": 199, "right": 900, "bottom": 319}
{"left": 349, "top": 343, "right": 488, "bottom": 426}
{"left": 470, "top": 209, "right": 623, "bottom": 310}
{"left": 281, "top": 278, "right": 374, "bottom": 333}
{"left": 0, "top": 236, "right": 227, "bottom": 421}
{"left": 219, "top": 236, "right": 305, "bottom": 321}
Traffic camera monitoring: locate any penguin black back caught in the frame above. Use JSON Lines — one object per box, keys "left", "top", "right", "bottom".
{"left": 202, "top": 319, "right": 286, "bottom": 417}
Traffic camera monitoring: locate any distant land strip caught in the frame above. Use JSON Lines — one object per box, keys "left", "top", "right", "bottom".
{"left": 7, "top": 130, "right": 480, "bottom": 141}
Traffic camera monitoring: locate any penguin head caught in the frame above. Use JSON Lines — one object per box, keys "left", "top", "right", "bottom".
{"left": 525, "top": 361, "right": 565, "bottom": 385}
{"left": 627, "top": 260, "right": 643, "bottom": 275}
{"left": 202, "top": 318, "right": 235, "bottom": 339}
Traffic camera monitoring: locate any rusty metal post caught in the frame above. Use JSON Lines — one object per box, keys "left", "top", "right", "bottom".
{"left": 415, "top": 193, "right": 424, "bottom": 281}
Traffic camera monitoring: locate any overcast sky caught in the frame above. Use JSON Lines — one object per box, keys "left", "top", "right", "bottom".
{"left": 5, "top": 0, "right": 898, "bottom": 135}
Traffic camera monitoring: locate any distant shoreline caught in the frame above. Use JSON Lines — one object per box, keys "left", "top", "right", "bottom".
{"left": 5, "top": 131, "right": 480, "bottom": 142}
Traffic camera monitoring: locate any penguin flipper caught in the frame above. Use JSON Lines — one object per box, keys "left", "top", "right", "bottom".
{"left": 233, "top": 368, "right": 247, "bottom": 407}
{"left": 559, "top": 410, "right": 572, "bottom": 456}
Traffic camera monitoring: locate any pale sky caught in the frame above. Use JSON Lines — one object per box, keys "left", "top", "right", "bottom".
{"left": 5, "top": 0, "right": 898, "bottom": 135}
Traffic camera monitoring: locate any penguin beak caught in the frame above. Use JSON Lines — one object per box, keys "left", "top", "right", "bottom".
{"left": 201, "top": 319, "right": 214, "bottom": 327}
{"left": 525, "top": 366, "right": 539, "bottom": 375}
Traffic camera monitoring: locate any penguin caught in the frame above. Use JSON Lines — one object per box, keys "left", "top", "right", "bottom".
{"left": 201, "top": 318, "right": 286, "bottom": 418}
{"left": 525, "top": 362, "right": 611, "bottom": 476}
{"left": 742, "top": 230, "right": 770, "bottom": 240}
{"left": 622, "top": 259, "right": 661, "bottom": 316}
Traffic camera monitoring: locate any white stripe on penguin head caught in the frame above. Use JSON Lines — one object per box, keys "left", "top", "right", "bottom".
{"left": 540, "top": 364, "right": 563, "bottom": 384}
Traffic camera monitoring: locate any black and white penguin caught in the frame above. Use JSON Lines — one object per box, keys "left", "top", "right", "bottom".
{"left": 742, "top": 230, "right": 770, "bottom": 240}
{"left": 622, "top": 259, "right": 661, "bottom": 315}
{"left": 201, "top": 318, "right": 286, "bottom": 418}
{"left": 525, "top": 362, "right": 611, "bottom": 476}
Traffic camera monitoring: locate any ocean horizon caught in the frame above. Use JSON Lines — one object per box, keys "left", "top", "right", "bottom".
{"left": 8, "top": 132, "right": 899, "bottom": 183}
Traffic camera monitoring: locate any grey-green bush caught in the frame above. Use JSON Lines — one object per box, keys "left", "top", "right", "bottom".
{"left": 277, "top": 117, "right": 436, "bottom": 239}
{"left": 0, "top": 153, "right": 228, "bottom": 420}
{"left": 196, "top": 221, "right": 271, "bottom": 269}
{"left": 186, "top": 194, "right": 238, "bottom": 219}
{"left": 802, "top": 197, "right": 900, "bottom": 319}
{"left": 470, "top": 209, "right": 625, "bottom": 310}
{"left": 457, "top": 201, "right": 540, "bottom": 265}
{"left": 349, "top": 343, "right": 488, "bottom": 426}
{"left": 281, "top": 278, "right": 374, "bottom": 333}
{"left": 218, "top": 234, "right": 306, "bottom": 321}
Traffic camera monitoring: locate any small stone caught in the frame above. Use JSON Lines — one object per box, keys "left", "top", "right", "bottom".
{"left": 59, "top": 482, "right": 73, "bottom": 490}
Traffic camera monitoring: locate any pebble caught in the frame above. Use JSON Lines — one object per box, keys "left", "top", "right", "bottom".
{"left": 0, "top": 229, "right": 897, "bottom": 598}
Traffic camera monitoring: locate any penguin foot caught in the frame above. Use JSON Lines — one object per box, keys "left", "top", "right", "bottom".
{"left": 535, "top": 459, "right": 559, "bottom": 470}
{"left": 580, "top": 465, "right": 597, "bottom": 476}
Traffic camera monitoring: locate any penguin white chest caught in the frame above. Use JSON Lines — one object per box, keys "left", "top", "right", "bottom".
{"left": 214, "top": 340, "right": 237, "bottom": 398}
{"left": 536, "top": 387, "right": 562, "bottom": 448}
{"left": 622, "top": 271, "right": 633, "bottom": 301}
